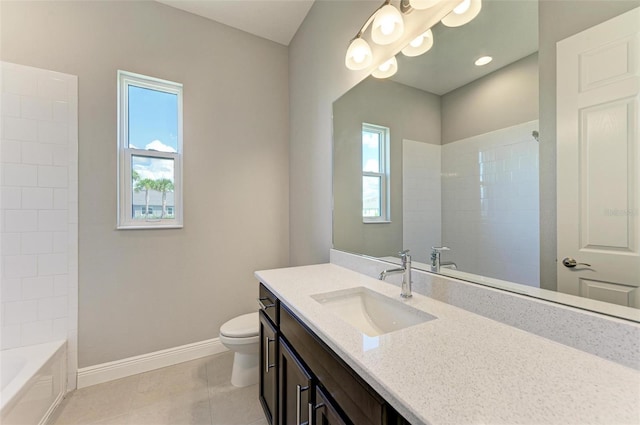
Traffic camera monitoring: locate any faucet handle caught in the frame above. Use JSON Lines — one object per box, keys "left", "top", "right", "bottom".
{"left": 431, "top": 246, "right": 450, "bottom": 253}
{"left": 398, "top": 249, "right": 410, "bottom": 258}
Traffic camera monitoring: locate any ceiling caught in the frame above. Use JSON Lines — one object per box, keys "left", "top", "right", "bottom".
{"left": 391, "top": 0, "right": 538, "bottom": 95}
{"left": 156, "top": 0, "right": 315, "bottom": 46}
{"left": 156, "top": 0, "right": 538, "bottom": 93}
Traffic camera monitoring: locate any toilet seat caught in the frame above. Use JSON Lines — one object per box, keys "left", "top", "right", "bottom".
{"left": 220, "top": 312, "right": 259, "bottom": 338}
{"left": 219, "top": 334, "right": 259, "bottom": 346}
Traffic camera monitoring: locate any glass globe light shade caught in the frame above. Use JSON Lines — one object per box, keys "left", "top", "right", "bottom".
{"left": 372, "top": 56, "right": 398, "bottom": 79}
{"left": 345, "top": 38, "right": 373, "bottom": 70}
{"left": 371, "top": 5, "right": 404, "bottom": 45}
{"left": 409, "top": 0, "right": 441, "bottom": 10}
{"left": 401, "top": 29, "right": 434, "bottom": 57}
{"left": 441, "top": 0, "right": 482, "bottom": 27}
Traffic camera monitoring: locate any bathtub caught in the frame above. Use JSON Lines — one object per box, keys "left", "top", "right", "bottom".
{"left": 1, "top": 341, "right": 67, "bottom": 425}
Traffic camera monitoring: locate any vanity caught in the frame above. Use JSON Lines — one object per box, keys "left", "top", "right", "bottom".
{"left": 256, "top": 263, "right": 640, "bottom": 425}
{"left": 258, "top": 281, "right": 409, "bottom": 425}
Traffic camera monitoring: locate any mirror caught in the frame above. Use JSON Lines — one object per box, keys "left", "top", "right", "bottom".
{"left": 332, "top": 0, "right": 640, "bottom": 321}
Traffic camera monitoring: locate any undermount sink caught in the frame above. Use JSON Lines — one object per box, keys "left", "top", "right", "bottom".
{"left": 311, "top": 287, "right": 436, "bottom": 337}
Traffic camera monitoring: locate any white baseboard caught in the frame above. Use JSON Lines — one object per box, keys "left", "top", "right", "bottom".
{"left": 77, "top": 338, "right": 227, "bottom": 389}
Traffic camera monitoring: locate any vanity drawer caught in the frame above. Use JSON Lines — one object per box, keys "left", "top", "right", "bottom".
{"left": 280, "top": 305, "right": 389, "bottom": 425}
{"left": 259, "top": 283, "right": 279, "bottom": 326}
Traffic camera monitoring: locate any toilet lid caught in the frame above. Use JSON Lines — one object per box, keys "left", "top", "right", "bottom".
{"left": 220, "top": 312, "right": 259, "bottom": 338}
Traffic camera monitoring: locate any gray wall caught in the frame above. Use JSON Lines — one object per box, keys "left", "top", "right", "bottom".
{"left": 442, "top": 53, "right": 539, "bottom": 144}
{"left": 289, "top": 1, "right": 374, "bottom": 266}
{"left": 290, "top": 0, "right": 639, "bottom": 288}
{"left": 333, "top": 78, "right": 440, "bottom": 257}
{"left": 538, "top": 0, "right": 639, "bottom": 291}
{"left": 1, "top": 1, "right": 290, "bottom": 367}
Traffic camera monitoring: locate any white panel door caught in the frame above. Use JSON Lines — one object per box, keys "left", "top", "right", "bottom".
{"left": 557, "top": 7, "right": 640, "bottom": 308}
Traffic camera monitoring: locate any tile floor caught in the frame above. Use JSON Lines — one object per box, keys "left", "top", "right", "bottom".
{"left": 49, "top": 351, "right": 268, "bottom": 425}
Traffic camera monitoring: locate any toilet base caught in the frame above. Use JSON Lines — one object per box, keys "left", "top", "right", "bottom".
{"left": 231, "top": 352, "right": 258, "bottom": 387}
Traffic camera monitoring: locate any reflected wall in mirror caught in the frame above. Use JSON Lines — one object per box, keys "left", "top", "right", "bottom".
{"left": 332, "top": 0, "right": 640, "bottom": 320}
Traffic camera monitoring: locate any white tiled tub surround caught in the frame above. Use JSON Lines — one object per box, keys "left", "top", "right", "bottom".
{"left": 402, "top": 140, "right": 441, "bottom": 264}
{"left": 1, "top": 61, "right": 79, "bottom": 390}
{"left": 441, "top": 120, "right": 540, "bottom": 287}
{"left": 330, "top": 249, "right": 640, "bottom": 370}
{"left": 257, "top": 263, "right": 640, "bottom": 425}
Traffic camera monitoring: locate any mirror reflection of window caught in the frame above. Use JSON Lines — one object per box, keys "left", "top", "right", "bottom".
{"left": 362, "top": 123, "right": 390, "bottom": 223}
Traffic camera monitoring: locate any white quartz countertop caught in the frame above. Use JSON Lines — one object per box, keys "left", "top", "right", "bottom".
{"left": 255, "top": 264, "right": 640, "bottom": 425}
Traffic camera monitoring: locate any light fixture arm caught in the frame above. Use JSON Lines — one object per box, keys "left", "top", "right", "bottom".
{"left": 399, "top": 0, "right": 413, "bottom": 14}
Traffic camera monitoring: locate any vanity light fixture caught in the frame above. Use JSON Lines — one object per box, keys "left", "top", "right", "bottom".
{"left": 372, "top": 56, "right": 398, "bottom": 78}
{"left": 401, "top": 29, "right": 434, "bottom": 57}
{"left": 346, "top": 0, "right": 482, "bottom": 77}
{"left": 441, "top": 0, "right": 482, "bottom": 27}
{"left": 474, "top": 55, "right": 492, "bottom": 66}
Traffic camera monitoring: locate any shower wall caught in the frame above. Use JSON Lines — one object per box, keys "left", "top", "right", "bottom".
{"left": 0, "top": 61, "right": 78, "bottom": 389}
{"left": 441, "top": 120, "right": 540, "bottom": 287}
{"left": 402, "top": 139, "right": 442, "bottom": 264}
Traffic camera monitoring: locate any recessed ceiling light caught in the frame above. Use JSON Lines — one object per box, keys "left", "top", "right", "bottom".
{"left": 475, "top": 56, "right": 493, "bottom": 66}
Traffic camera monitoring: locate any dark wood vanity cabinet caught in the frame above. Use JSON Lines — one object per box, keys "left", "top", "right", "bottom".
{"left": 259, "top": 310, "right": 278, "bottom": 424}
{"left": 258, "top": 283, "right": 409, "bottom": 425}
{"left": 279, "top": 338, "right": 313, "bottom": 425}
{"left": 259, "top": 284, "right": 280, "bottom": 425}
{"left": 314, "top": 387, "right": 350, "bottom": 425}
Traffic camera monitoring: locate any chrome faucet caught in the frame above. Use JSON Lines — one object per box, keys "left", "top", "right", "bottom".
{"left": 430, "top": 246, "right": 450, "bottom": 272}
{"left": 379, "top": 250, "right": 412, "bottom": 298}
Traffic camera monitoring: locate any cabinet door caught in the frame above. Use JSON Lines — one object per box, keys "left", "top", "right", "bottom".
{"left": 259, "top": 311, "right": 278, "bottom": 425}
{"left": 313, "top": 386, "right": 351, "bottom": 425}
{"left": 279, "top": 338, "right": 312, "bottom": 425}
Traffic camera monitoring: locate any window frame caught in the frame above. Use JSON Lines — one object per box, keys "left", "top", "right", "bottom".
{"left": 362, "top": 123, "right": 390, "bottom": 223}
{"left": 117, "top": 70, "right": 183, "bottom": 229}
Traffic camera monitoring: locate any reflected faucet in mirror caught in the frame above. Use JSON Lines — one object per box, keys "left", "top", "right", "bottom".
{"left": 379, "top": 249, "right": 413, "bottom": 298}
{"left": 430, "top": 246, "right": 450, "bottom": 272}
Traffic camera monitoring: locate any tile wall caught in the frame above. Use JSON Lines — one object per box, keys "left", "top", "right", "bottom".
{"left": 441, "top": 120, "right": 540, "bottom": 287}
{"left": 402, "top": 140, "right": 441, "bottom": 264}
{"left": 1, "top": 61, "right": 78, "bottom": 389}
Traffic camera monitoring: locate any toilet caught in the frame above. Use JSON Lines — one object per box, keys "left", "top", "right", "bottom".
{"left": 219, "top": 311, "right": 260, "bottom": 387}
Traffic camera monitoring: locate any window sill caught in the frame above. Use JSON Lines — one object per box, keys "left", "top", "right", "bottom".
{"left": 117, "top": 224, "right": 184, "bottom": 230}
{"left": 363, "top": 220, "right": 392, "bottom": 224}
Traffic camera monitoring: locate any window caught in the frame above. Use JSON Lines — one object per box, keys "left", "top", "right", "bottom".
{"left": 362, "top": 123, "right": 390, "bottom": 222}
{"left": 118, "top": 71, "right": 183, "bottom": 229}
